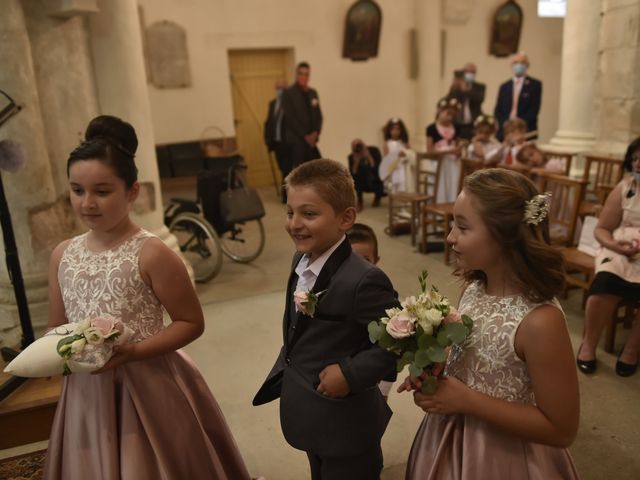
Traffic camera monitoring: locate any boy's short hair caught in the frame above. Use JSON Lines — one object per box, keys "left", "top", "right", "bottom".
{"left": 502, "top": 118, "right": 527, "bottom": 134}
{"left": 347, "top": 223, "right": 379, "bottom": 258}
{"left": 286, "top": 159, "right": 357, "bottom": 212}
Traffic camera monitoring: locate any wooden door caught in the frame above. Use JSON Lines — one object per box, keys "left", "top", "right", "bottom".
{"left": 228, "top": 49, "right": 291, "bottom": 187}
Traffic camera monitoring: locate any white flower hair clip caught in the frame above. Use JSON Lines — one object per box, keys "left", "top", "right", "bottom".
{"left": 523, "top": 192, "right": 552, "bottom": 225}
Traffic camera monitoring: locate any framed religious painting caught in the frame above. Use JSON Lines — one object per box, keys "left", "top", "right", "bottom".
{"left": 489, "top": 0, "right": 523, "bottom": 57}
{"left": 342, "top": 0, "right": 382, "bottom": 61}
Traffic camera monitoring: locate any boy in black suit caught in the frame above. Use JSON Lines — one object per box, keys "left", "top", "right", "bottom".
{"left": 253, "top": 160, "right": 399, "bottom": 480}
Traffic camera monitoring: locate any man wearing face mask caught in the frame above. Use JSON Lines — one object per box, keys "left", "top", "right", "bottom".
{"left": 281, "top": 61, "right": 323, "bottom": 168}
{"left": 265, "top": 79, "right": 290, "bottom": 202}
{"left": 448, "top": 62, "right": 486, "bottom": 140}
{"left": 494, "top": 52, "right": 542, "bottom": 141}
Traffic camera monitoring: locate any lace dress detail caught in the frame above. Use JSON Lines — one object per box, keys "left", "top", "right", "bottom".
{"left": 405, "top": 281, "right": 579, "bottom": 480}
{"left": 58, "top": 230, "right": 163, "bottom": 342}
{"left": 447, "top": 281, "right": 561, "bottom": 403}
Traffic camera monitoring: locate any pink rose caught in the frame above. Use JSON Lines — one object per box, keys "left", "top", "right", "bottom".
{"left": 443, "top": 308, "right": 462, "bottom": 325}
{"left": 91, "top": 316, "right": 116, "bottom": 336}
{"left": 386, "top": 313, "right": 416, "bottom": 339}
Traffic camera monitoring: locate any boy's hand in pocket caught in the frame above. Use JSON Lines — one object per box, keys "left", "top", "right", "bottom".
{"left": 316, "top": 364, "right": 350, "bottom": 398}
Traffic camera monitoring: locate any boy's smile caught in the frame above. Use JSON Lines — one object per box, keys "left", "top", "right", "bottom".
{"left": 286, "top": 185, "right": 355, "bottom": 262}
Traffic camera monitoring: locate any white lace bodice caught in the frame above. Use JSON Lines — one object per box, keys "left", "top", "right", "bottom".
{"left": 58, "top": 230, "right": 164, "bottom": 342}
{"left": 447, "top": 281, "right": 562, "bottom": 404}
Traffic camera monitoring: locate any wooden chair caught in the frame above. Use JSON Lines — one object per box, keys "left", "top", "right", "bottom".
{"left": 537, "top": 172, "right": 588, "bottom": 247}
{"left": 579, "top": 154, "right": 624, "bottom": 217}
{"left": 387, "top": 152, "right": 441, "bottom": 245}
{"left": 538, "top": 148, "right": 574, "bottom": 175}
{"left": 420, "top": 157, "right": 485, "bottom": 263}
{"left": 561, "top": 215, "right": 599, "bottom": 307}
{"left": 605, "top": 300, "right": 640, "bottom": 353}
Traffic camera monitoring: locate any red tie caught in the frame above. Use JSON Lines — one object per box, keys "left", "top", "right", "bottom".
{"left": 505, "top": 149, "right": 513, "bottom": 165}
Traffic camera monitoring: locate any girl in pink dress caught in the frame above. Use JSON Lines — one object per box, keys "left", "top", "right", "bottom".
{"left": 43, "top": 115, "right": 250, "bottom": 480}
{"left": 401, "top": 168, "right": 580, "bottom": 479}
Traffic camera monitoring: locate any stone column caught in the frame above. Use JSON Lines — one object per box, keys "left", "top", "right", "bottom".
{"left": 592, "top": 0, "right": 640, "bottom": 155}
{"left": 414, "top": 0, "right": 442, "bottom": 150}
{"left": 548, "top": 0, "right": 601, "bottom": 153}
{"left": 0, "top": 0, "right": 60, "bottom": 346}
{"left": 88, "top": 0, "right": 175, "bottom": 246}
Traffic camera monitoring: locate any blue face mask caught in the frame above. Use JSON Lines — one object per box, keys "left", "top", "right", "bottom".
{"left": 633, "top": 171, "right": 640, "bottom": 183}
{"left": 464, "top": 72, "right": 475, "bottom": 83}
{"left": 512, "top": 62, "right": 527, "bottom": 77}
{"left": 276, "top": 88, "right": 284, "bottom": 97}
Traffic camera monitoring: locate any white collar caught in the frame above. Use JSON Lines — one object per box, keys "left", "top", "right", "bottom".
{"left": 295, "top": 235, "right": 346, "bottom": 279}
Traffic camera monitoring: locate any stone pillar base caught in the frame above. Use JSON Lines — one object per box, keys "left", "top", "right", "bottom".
{"left": 0, "top": 273, "right": 49, "bottom": 348}
{"left": 548, "top": 130, "right": 596, "bottom": 152}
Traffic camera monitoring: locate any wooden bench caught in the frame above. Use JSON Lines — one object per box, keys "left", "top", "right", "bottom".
{"left": 0, "top": 366, "right": 61, "bottom": 449}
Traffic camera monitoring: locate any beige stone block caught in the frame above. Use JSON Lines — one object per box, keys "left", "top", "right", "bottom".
{"left": 600, "top": 4, "right": 640, "bottom": 50}
{"left": 599, "top": 98, "right": 633, "bottom": 140}
{"left": 28, "top": 195, "right": 78, "bottom": 254}
{"left": 598, "top": 48, "right": 640, "bottom": 99}
{"left": 133, "top": 181, "right": 156, "bottom": 215}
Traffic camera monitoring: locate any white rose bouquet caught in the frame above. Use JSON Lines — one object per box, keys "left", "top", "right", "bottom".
{"left": 368, "top": 271, "right": 472, "bottom": 394}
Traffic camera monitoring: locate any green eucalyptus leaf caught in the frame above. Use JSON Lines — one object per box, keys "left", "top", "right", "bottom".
{"left": 437, "top": 329, "right": 450, "bottom": 347}
{"left": 408, "top": 362, "right": 423, "bottom": 378}
{"left": 414, "top": 349, "right": 430, "bottom": 368}
{"left": 426, "top": 345, "right": 447, "bottom": 363}
{"left": 445, "top": 322, "right": 468, "bottom": 344}
{"left": 418, "top": 333, "right": 437, "bottom": 349}
{"left": 421, "top": 376, "right": 439, "bottom": 395}
{"left": 461, "top": 314, "right": 473, "bottom": 329}
{"left": 368, "top": 322, "right": 382, "bottom": 342}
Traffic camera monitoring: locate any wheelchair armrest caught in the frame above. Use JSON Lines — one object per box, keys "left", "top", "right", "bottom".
{"left": 170, "top": 197, "right": 199, "bottom": 208}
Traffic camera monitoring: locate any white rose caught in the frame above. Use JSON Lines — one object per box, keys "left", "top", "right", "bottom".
{"left": 84, "top": 327, "right": 104, "bottom": 345}
{"left": 73, "top": 320, "right": 90, "bottom": 335}
{"left": 70, "top": 338, "right": 87, "bottom": 354}
{"left": 386, "top": 313, "right": 416, "bottom": 339}
{"left": 401, "top": 296, "right": 417, "bottom": 309}
{"left": 385, "top": 307, "right": 401, "bottom": 318}
{"left": 425, "top": 308, "right": 443, "bottom": 327}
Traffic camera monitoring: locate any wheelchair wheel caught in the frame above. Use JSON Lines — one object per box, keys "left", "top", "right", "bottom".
{"left": 169, "top": 212, "right": 223, "bottom": 282}
{"left": 219, "top": 218, "right": 265, "bottom": 263}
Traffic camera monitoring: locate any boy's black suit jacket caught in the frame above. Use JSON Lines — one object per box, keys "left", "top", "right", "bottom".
{"left": 253, "top": 239, "right": 400, "bottom": 457}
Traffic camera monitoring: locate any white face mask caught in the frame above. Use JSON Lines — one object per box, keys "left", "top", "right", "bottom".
{"left": 512, "top": 62, "right": 527, "bottom": 77}
{"left": 464, "top": 72, "right": 475, "bottom": 83}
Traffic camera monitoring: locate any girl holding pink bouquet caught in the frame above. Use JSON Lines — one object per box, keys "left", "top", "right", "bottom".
{"left": 44, "top": 116, "right": 250, "bottom": 480}
{"left": 400, "top": 168, "right": 580, "bottom": 479}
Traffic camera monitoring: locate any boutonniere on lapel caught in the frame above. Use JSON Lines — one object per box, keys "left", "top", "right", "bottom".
{"left": 524, "top": 79, "right": 530, "bottom": 86}
{"left": 311, "top": 97, "right": 319, "bottom": 107}
{"left": 293, "top": 289, "right": 327, "bottom": 317}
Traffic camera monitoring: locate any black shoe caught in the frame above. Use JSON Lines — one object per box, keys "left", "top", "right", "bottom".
{"left": 576, "top": 345, "right": 597, "bottom": 374}
{"left": 616, "top": 349, "right": 638, "bottom": 377}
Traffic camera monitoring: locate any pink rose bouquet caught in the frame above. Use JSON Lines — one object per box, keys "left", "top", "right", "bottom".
{"left": 56, "top": 316, "right": 133, "bottom": 375}
{"left": 368, "top": 271, "right": 472, "bottom": 394}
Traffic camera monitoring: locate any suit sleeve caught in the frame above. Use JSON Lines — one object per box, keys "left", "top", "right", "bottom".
{"left": 494, "top": 83, "right": 508, "bottom": 122}
{"left": 469, "top": 83, "right": 485, "bottom": 106}
{"left": 530, "top": 81, "right": 542, "bottom": 122}
{"left": 337, "top": 268, "right": 400, "bottom": 394}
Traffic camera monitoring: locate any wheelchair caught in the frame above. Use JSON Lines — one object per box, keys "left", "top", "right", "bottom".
{"left": 163, "top": 155, "right": 266, "bottom": 282}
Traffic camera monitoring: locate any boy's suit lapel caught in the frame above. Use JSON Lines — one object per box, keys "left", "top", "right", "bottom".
{"left": 287, "top": 239, "right": 352, "bottom": 352}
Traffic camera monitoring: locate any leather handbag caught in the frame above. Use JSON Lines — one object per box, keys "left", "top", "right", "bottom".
{"left": 219, "top": 168, "right": 265, "bottom": 223}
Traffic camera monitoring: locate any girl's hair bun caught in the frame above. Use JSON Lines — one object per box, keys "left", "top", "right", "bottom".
{"left": 85, "top": 115, "right": 138, "bottom": 156}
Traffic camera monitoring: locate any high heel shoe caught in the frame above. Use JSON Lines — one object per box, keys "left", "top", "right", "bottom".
{"left": 616, "top": 347, "right": 638, "bottom": 377}
{"left": 576, "top": 345, "right": 597, "bottom": 374}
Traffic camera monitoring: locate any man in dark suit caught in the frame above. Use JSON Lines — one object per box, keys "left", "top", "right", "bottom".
{"left": 448, "top": 62, "right": 486, "bottom": 140}
{"left": 281, "top": 62, "right": 323, "bottom": 168}
{"left": 494, "top": 52, "right": 542, "bottom": 141}
{"left": 253, "top": 160, "right": 399, "bottom": 480}
{"left": 264, "top": 79, "right": 290, "bottom": 202}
